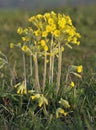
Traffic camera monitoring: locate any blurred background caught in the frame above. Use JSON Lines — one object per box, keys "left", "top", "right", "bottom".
{"left": 0, "top": 0, "right": 96, "bottom": 10}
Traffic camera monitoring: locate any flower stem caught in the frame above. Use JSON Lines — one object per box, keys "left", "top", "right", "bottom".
{"left": 34, "top": 53, "right": 40, "bottom": 92}
{"left": 43, "top": 52, "right": 47, "bottom": 92}
{"left": 30, "top": 55, "right": 33, "bottom": 77}
{"left": 52, "top": 54, "right": 54, "bottom": 83}
{"left": 49, "top": 35, "right": 53, "bottom": 84}
{"left": 56, "top": 42, "right": 62, "bottom": 95}
{"left": 22, "top": 52, "right": 27, "bottom": 87}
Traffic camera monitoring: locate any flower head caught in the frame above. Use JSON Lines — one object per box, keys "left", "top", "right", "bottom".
{"left": 56, "top": 108, "right": 68, "bottom": 118}
{"left": 17, "top": 27, "right": 23, "bottom": 34}
{"left": 77, "top": 65, "right": 83, "bottom": 73}
{"left": 70, "top": 81, "right": 75, "bottom": 88}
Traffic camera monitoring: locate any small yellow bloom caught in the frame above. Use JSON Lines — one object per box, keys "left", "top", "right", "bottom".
{"left": 70, "top": 81, "right": 75, "bottom": 88}
{"left": 44, "top": 45, "right": 48, "bottom": 51}
{"left": 53, "top": 30, "right": 60, "bottom": 37}
{"left": 59, "top": 98, "right": 70, "bottom": 108}
{"left": 51, "top": 24, "right": 56, "bottom": 31}
{"left": 77, "top": 65, "right": 83, "bottom": 73}
{"left": 10, "top": 43, "right": 14, "bottom": 48}
{"left": 31, "top": 96, "right": 35, "bottom": 100}
{"left": 38, "top": 95, "right": 48, "bottom": 107}
{"left": 31, "top": 94, "right": 40, "bottom": 100}
{"left": 46, "top": 25, "right": 52, "bottom": 32}
{"left": 36, "top": 14, "right": 43, "bottom": 19}
{"left": 17, "top": 27, "right": 23, "bottom": 34}
{"left": 44, "top": 13, "right": 50, "bottom": 18}
{"left": 48, "top": 18, "right": 54, "bottom": 25}
{"left": 22, "top": 45, "right": 28, "bottom": 52}
{"left": 40, "top": 40, "right": 46, "bottom": 47}
{"left": 15, "top": 81, "right": 27, "bottom": 95}
{"left": 56, "top": 108, "right": 68, "bottom": 118}
{"left": 28, "top": 16, "right": 35, "bottom": 22}
{"left": 22, "top": 36, "right": 30, "bottom": 42}
{"left": 34, "top": 30, "right": 41, "bottom": 36}
{"left": 42, "top": 31, "right": 48, "bottom": 37}
{"left": 61, "top": 47, "right": 65, "bottom": 52}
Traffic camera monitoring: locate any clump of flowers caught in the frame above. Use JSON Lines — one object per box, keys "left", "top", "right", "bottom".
{"left": 10, "top": 11, "right": 82, "bottom": 119}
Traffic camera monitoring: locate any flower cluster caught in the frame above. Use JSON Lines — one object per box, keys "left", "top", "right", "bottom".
{"left": 15, "top": 11, "right": 81, "bottom": 58}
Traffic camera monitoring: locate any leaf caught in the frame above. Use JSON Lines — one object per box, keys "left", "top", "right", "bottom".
{"left": 71, "top": 72, "right": 82, "bottom": 78}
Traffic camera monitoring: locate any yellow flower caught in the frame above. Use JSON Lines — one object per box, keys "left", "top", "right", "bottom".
{"left": 36, "top": 14, "right": 43, "bottom": 19}
{"left": 15, "top": 81, "right": 27, "bottom": 95}
{"left": 51, "top": 24, "right": 56, "bottom": 31}
{"left": 61, "top": 47, "right": 65, "bottom": 52}
{"left": 59, "top": 98, "right": 70, "bottom": 108}
{"left": 17, "top": 27, "right": 23, "bottom": 34}
{"left": 38, "top": 95, "right": 48, "bottom": 107}
{"left": 44, "top": 45, "right": 48, "bottom": 51}
{"left": 40, "top": 40, "right": 46, "bottom": 47}
{"left": 46, "top": 25, "right": 52, "bottom": 32}
{"left": 44, "top": 13, "right": 50, "bottom": 18}
{"left": 51, "top": 11, "right": 56, "bottom": 16}
{"left": 56, "top": 108, "right": 68, "bottom": 118}
{"left": 66, "top": 16, "right": 72, "bottom": 25}
{"left": 22, "top": 45, "right": 28, "bottom": 52}
{"left": 31, "top": 94, "right": 41, "bottom": 100}
{"left": 53, "top": 30, "right": 60, "bottom": 37}
{"left": 34, "top": 30, "right": 41, "bottom": 36}
{"left": 77, "top": 65, "right": 83, "bottom": 73}
{"left": 28, "top": 16, "right": 35, "bottom": 22}
{"left": 31, "top": 94, "right": 48, "bottom": 107}
{"left": 22, "top": 36, "right": 30, "bottom": 42}
{"left": 10, "top": 43, "right": 14, "bottom": 48}
{"left": 42, "top": 31, "right": 48, "bottom": 37}
{"left": 48, "top": 18, "right": 54, "bottom": 25}
{"left": 70, "top": 81, "right": 75, "bottom": 88}
{"left": 58, "top": 18, "right": 66, "bottom": 29}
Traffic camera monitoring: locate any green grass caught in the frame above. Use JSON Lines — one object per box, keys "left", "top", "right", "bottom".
{"left": 0, "top": 5, "right": 96, "bottom": 130}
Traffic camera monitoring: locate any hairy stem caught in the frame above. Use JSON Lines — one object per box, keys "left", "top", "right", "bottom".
{"left": 34, "top": 53, "right": 40, "bottom": 92}
{"left": 49, "top": 35, "right": 53, "bottom": 84}
{"left": 30, "top": 55, "right": 33, "bottom": 77}
{"left": 43, "top": 52, "right": 47, "bottom": 92}
{"left": 52, "top": 54, "right": 54, "bottom": 83}
{"left": 56, "top": 42, "right": 62, "bottom": 95}
{"left": 22, "top": 53, "right": 27, "bottom": 87}
{"left": 49, "top": 54, "right": 52, "bottom": 84}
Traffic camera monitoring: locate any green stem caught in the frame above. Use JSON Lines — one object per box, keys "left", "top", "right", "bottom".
{"left": 22, "top": 52, "right": 27, "bottom": 87}
{"left": 49, "top": 53, "right": 52, "bottom": 84}
{"left": 30, "top": 55, "right": 33, "bottom": 77}
{"left": 51, "top": 54, "right": 54, "bottom": 83}
{"left": 49, "top": 35, "right": 53, "bottom": 84}
{"left": 56, "top": 42, "right": 62, "bottom": 95}
{"left": 34, "top": 53, "right": 40, "bottom": 92}
{"left": 43, "top": 52, "right": 47, "bottom": 92}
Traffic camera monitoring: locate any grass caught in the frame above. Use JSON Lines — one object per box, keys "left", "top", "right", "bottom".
{"left": 0, "top": 4, "right": 96, "bottom": 130}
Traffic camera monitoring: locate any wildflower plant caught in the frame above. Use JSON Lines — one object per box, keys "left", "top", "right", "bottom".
{"left": 8, "top": 11, "right": 83, "bottom": 124}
